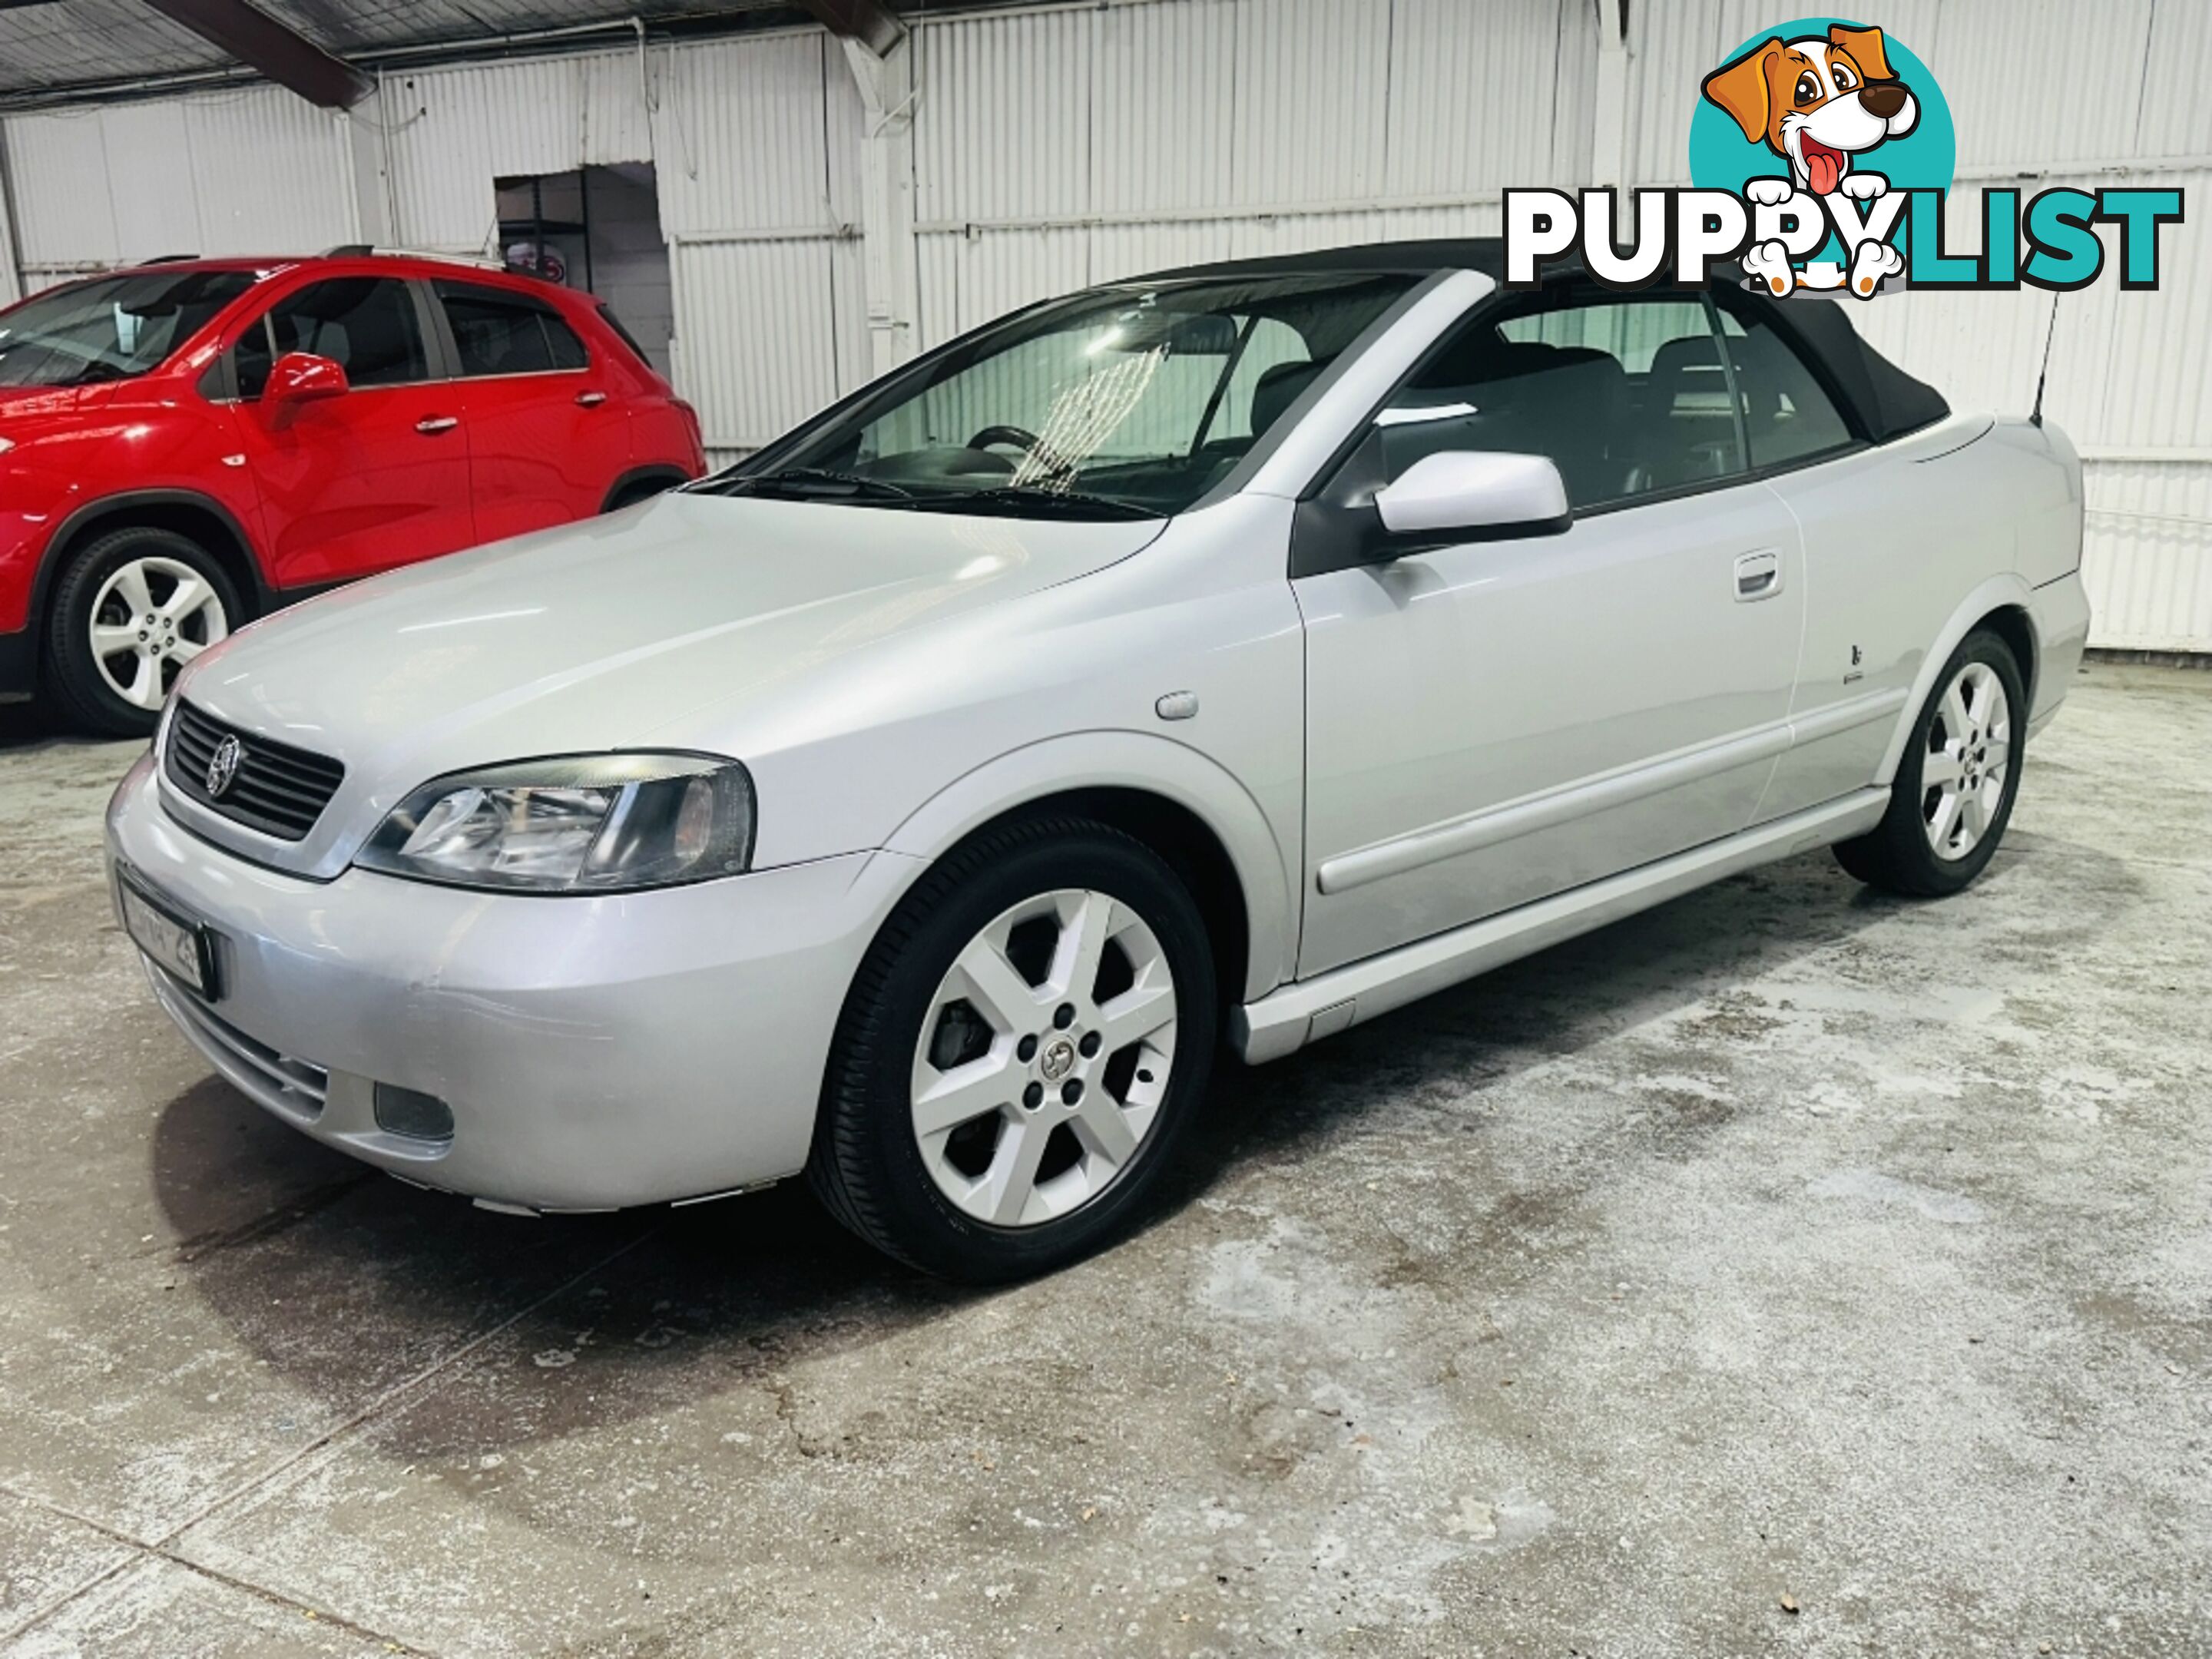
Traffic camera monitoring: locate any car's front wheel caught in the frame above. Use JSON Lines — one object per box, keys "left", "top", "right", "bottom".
{"left": 45, "top": 527, "right": 243, "bottom": 737}
{"left": 1833, "top": 627, "right": 2026, "bottom": 896}
{"left": 810, "top": 817, "right": 1217, "bottom": 1282}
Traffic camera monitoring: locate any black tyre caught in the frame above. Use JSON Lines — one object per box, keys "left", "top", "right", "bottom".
{"left": 1833, "top": 628, "right": 2026, "bottom": 897}
{"left": 809, "top": 816, "right": 1218, "bottom": 1282}
{"left": 44, "top": 527, "right": 243, "bottom": 738}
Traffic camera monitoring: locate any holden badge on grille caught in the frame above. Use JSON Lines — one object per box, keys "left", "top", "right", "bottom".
{"left": 205, "top": 735, "right": 244, "bottom": 800}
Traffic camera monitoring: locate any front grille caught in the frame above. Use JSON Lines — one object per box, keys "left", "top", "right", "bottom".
{"left": 166, "top": 700, "right": 345, "bottom": 842}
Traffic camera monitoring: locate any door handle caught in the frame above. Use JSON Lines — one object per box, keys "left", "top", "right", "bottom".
{"left": 416, "top": 416, "right": 459, "bottom": 435}
{"left": 575, "top": 391, "right": 608, "bottom": 409}
{"left": 1734, "top": 550, "right": 1781, "bottom": 601}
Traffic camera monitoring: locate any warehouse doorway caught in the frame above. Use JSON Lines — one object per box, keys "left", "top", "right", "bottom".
{"left": 494, "top": 163, "right": 673, "bottom": 376}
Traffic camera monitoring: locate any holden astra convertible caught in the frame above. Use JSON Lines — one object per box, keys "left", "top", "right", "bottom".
{"left": 107, "top": 240, "right": 2090, "bottom": 1281}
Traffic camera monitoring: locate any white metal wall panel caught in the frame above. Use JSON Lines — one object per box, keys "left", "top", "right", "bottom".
{"left": 581, "top": 48, "right": 656, "bottom": 167}
{"left": 381, "top": 57, "right": 591, "bottom": 250}
{"left": 3, "top": 86, "right": 349, "bottom": 274}
{"left": 674, "top": 238, "right": 842, "bottom": 453}
{"left": 1091, "top": 0, "right": 1237, "bottom": 216}
{"left": 653, "top": 34, "right": 840, "bottom": 237}
{"left": 1385, "top": 0, "right": 1571, "bottom": 198}
{"left": 2091, "top": 171, "right": 2212, "bottom": 455}
{"left": 915, "top": 7, "right": 1091, "bottom": 225}
{"left": 1230, "top": 0, "right": 1390, "bottom": 206}
{"left": 1923, "top": 0, "right": 2156, "bottom": 171}
{"left": 2081, "top": 462, "right": 2212, "bottom": 653}
{"left": 91, "top": 102, "right": 200, "bottom": 259}
{"left": 182, "top": 89, "right": 353, "bottom": 255}
{"left": 4, "top": 107, "right": 127, "bottom": 271}
{"left": 2137, "top": 1, "right": 2212, "bottom": 161}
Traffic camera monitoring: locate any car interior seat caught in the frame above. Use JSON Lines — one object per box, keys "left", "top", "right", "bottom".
{"left": 1627, "top": 334, "right": 1743, "bottom": 492}
{"left": 1249, "top": 359, "right": 1325, "bottom": 439}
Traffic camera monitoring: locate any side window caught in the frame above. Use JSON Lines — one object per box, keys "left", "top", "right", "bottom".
{"left": 1370, "top": 293, "right": 1745, "bottom": 510}
{"left": 1720, "top": 309, "right": 1856, "bottom": 469}
{"left": 439, "top": 283, "right": 589, "bottom": 377}
{"left": 235, "top": 277, "right": 430, "bottom": 399}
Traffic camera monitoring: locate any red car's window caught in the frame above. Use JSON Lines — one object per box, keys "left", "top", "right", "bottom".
{"left": 594, "top": 303, "right": 656, "bottom": 372}
{"left": 236, "top": 277, "right": 431, "bottom": 399}
{"left": 436, "top": 281, "right": 588, "bottom": 376}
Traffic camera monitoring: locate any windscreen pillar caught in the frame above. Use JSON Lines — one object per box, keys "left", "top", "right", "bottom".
{"left": 839, "top": 33, "right": 922, "bottom": 377}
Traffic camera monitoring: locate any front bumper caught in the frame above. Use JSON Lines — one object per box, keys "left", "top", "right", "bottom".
{"left": 106, "top": 753, "right": 918, "bottom": 1211}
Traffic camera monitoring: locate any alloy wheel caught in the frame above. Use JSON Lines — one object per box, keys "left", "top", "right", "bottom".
{"left": 1922, "top": 659, "right": 2012, "bottom": 861}
{"left": 88, "top": 555, "right": 228, "bottom": 711}
{"left": 910, "top": 888, "right": 1178, "bottom": 1228}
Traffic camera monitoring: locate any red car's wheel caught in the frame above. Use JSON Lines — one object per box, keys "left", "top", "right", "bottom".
{"left": 44, "top": 527, "right": 244, "bottom": 738}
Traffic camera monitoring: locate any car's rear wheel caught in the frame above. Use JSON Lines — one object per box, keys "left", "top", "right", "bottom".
{"left": 45, "top": 528, "right": 241, "bottom": 738}
{"left": 809, "top": 817, "right": 1217, "bottom": 1282}
{"left": 1833, "top": 628, "right": 2025, "bottom": 896}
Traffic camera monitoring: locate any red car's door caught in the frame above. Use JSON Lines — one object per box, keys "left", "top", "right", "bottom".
{"left": 220, "top": 276, "right": 475, "bottom": 588}
{"left": 431, "top": 279, "right": 631, "bottom": 543}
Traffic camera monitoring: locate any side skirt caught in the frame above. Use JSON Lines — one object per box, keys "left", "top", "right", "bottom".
{"left": 1231, "top": 787, "right": 1890, "bottom": 1064}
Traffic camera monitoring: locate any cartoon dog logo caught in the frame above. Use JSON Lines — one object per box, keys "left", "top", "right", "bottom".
{"left": 1704, "top": 23, "right": 1919, "bottom": 296}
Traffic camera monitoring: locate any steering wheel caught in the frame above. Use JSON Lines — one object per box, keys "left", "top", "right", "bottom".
{"left": 966, "top": 424, "right": 1042, "bottom": 454}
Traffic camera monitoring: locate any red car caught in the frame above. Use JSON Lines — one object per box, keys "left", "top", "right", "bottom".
{"left": 0, "top": 251, "right": 705, "bottom": 733}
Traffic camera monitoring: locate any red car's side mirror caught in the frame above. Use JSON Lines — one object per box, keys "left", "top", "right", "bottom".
{"left": 265, "top": 352, "right": 349, "bottom": 408}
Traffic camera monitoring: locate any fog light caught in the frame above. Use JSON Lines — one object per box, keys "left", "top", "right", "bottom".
{"left": 373, "top": 1082, "right": 454, "bottom": 1142}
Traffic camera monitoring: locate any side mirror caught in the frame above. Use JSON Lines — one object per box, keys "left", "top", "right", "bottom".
{"left": 1373, "top": 451, "right": 1571, "bottom": 541}
{"left": 264, "top": 352, "right": 349, "bottom": 408}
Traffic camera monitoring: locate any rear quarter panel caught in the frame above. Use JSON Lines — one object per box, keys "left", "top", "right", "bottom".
{"left": 1755, "top": 413, "right": 2084, "bottom": 821}
{"left": 573, "top": 303, "right": 702, "bottom": 482}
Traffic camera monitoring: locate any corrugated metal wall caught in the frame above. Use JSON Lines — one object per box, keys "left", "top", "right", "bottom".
{"left": 369, "top": 31, "right": 867, "bottom": 454}
{"left": 2, "top": 0, "right": 2205, "bottom": 647}
{"left": 907, "top": 0, "right": 1594, "bottom": 338}
{"left": 2, "top": 83, "right": 355, "bottom": 277}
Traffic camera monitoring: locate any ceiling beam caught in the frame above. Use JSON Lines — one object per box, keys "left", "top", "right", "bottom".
{"left": 137, "top": 0, "right": 371, "bottom": 108}
{"left": 799, "top": 0, "right": 905, "bottom": 58}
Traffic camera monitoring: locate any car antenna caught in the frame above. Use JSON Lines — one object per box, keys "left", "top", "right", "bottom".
{"left": 2029, "top": 290, "right": 2060, "bottom": 427}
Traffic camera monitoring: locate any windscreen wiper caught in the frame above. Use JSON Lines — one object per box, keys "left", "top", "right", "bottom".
{"left": 707, "top": 466, "right": 917, "bottom": 503}
{"left": 909, "top": 484, "right": 1163, "bottom": 521}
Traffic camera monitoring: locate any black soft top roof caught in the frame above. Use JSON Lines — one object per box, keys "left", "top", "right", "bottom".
{"left": 1137, "top": 237, "right": 1950, "bottom": 445}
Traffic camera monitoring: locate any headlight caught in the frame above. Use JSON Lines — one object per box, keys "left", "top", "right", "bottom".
{"left": 358, "top": 753, "right": 755, "bottom": 893}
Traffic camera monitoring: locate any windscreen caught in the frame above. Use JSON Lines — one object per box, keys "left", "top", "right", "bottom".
{"left": 0, "top": 269, "right": 257, "bottom": 389}
{"left": 736, "top": 273, "right": 1417, "bottom": 518}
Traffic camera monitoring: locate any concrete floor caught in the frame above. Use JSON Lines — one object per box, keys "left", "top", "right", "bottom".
{"left": 0, "top": 664, "right": 2206, "bottom": 1658}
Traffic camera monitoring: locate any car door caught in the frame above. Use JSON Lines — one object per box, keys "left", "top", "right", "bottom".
{"left": 1293, "top": 286, "right": 1807, "bottom": 977}
{"left": 220, "top": 275, "right": 475, "bottom": 588}
{"left": 431, "top": 279, "right": 631, "bottom": 542}
{"left": 1711, "top": 296, "right": 1923, "bottom": 824}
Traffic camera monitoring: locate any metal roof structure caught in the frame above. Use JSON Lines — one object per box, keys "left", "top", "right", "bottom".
{"left": 0, "top": 0, "right": 942, "bottom": 108}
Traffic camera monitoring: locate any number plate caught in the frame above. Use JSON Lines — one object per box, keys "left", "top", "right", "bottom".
{"left": 117, "top": 870, "right": 220, "bottom": 1000}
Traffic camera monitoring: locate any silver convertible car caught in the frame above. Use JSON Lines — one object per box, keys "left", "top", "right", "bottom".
{"left": 107, "top": 240, "right": 2089, "bottom": 1280}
